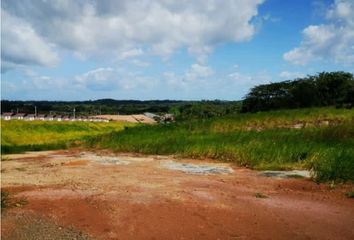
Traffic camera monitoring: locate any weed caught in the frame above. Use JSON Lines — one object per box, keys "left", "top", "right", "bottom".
{"left": 255, "top": 192, "right": 269, "bottom": 198}
{"left": 287, "top": 174, "right": 305, "bottom": 179}
{"left": 15, "top": 167, "right": 26, "bottom": 172}
{"left": 1, "top": 190, "right": 28, "bottom": 210}
{"left": 1, "top": 190, "right": 10, "bottom": 209}
{"left": 345, "top": 191, "right": 354, "bottom": 198}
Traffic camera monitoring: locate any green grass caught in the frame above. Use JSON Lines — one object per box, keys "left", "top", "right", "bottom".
{"left": 1, "top": 190, "right": 10, "bottom": 209}
{"left": 1, "top": 120, "right": 136, "bottom": 154}
{"left": 255, "top": 192, "right": 269, "bottom": 198}
{"left": 346, "top": 191, "right": 354, "bottom": 198}
{"left": 86, "top": 107, "right": 354, "bottom": 182}
{"left": 1, "top": 107, "right": 353, "bottom": 182}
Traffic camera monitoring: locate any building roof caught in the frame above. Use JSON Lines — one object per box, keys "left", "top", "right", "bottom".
{"left": 2, "top": 112, "right": 15, "bottom": 116}
{"left": 26, "top": 114, "right": 36, "bottom": 117}
{"left": 144, "top": 112, "right": 158, "bottom": 119}
{"left": 14, "top": 113, "right": 27, "bottom": 117}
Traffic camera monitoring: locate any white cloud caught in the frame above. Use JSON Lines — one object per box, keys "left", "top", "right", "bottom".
{"left": 279, "top": 71, "right": 305, "bottom": 79}
{"left": 1, "top": 9, "right": 59, "bottom": 71}
{"left": 130, "top": 59, "right": 150, "bottom": 68}
{"left": 228, "top": 70, "right": 271, "bottom": 86}
{"left": 75, "top": 68, "right": 117, "bottom": 91}
{"left": 162, "top": 63, "right": 214, "bottom": 91}
{"left": 75, "top": 67, "right": 158, "bottom": 91}
{"left": 185, "top": 64, "right": 214, "bottom": 81}
{"left": 2, "top": 0, "right": 264, "bottom": 67}
{"left": 284, "top": 0, "right": 354, "bottom": 65}
{"left": 118, "top": 48, "right": 144, "bottom": 60}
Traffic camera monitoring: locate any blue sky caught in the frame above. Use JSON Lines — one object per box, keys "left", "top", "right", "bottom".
{"left": 1, "top": 0, "right": 353, "bottom": 100}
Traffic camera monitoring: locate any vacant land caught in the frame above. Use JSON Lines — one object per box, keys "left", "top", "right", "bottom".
{"left": 87, "top": 107, "right": 354, "bottom": 182}
{"left": 2, "top": 150, "right": 354, "bottom": 240}
{"left": 1, "top": 120, "right": 135, "bottom": 154}
{"left": 93, "top": 114, "right": 156, "bottom": 124}
{"left": 1, "top": 107, "right": 354, "bottom": 239}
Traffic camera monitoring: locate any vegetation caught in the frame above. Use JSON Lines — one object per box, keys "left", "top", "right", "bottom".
{"left": 1, "top": 190, "right": 10, "bottom": 209}
{"left": 169, "top": 100, "right": 242, "bottom": 120}
{"left": 242, "top": 72, "right": 354, "bottom": 112}
{"left": 1, "top": 99, "right": 241, "bottom": 118}
{"left": 1, "top": 103, "right": 353, "bottom": 182}
{"left": 1, "top": 190, "right": 28, "bottom": 210}
{"left": 255, "top": 192, "right": 269, "bottom": 198}
{"left": 1, "top": 120, "right": 135, "bottom": 154}
{"left": 346, "top": 191, "right": 354, "bottom": 198}
{"left": 86, "top": 107, "right": 354, "bottom": 182}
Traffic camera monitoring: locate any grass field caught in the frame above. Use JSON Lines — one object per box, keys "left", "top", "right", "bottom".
{"left": 1, "top": 107, "right": 353, "bottom": 182}
{"left": 86, "top": 107, "right": 354, "bottom": 182}
{"left": 1, "top": 120, "right": 136, "bottom": 154}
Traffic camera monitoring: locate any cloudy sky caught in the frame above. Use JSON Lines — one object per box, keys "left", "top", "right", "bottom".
{"left": 1, "top": 0, "right": 354, "bottom": 100}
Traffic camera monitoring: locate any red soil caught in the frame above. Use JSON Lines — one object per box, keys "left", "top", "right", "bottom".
{"left": 1, "top": 150, "right": 353, "bottom": 240}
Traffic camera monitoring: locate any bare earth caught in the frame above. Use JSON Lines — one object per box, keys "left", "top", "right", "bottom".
{"left": 1, "top": 149, "right": 353, "bottom": 240}
{"left": 94, "top": 115, "right": 156, "bottom": 124}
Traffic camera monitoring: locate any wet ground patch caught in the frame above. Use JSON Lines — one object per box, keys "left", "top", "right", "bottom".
{"left": 258, "top": 170, "right": 311, "bottom": 179}
{"left": 161, "top": 161, "right": 233, "bottom": 175}
{"left": 77, "top": 153, "right": 130, "bottom": 165}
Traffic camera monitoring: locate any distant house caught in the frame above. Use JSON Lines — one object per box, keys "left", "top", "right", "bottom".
{"left": 2, "top": 112, "right": 15, "bottom": 120}
{"left": 37, "top": 114, "right": 46, "bottom": 120}
{"left": 25, "top": 114, "right": 36, "bottom": 121}
{"left": 13, "top": 113, "right": 27, "bottom": 120}
{"left": 144, "top": 112, "right": 159, "bottom": 121}
{"left": 45, "top": 115, "right": 55, "bottom": 121}
{"left": 54, "top": 115, "right": 63, "bottom": 121}
{"left": 161, "top": 114, "right": 175, "bottom": 123}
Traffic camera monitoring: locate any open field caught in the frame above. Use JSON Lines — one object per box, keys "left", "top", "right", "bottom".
{"left": 1, "top": 150, "right": 354, "bottom": 240}
{"left": 87, "top": 107, "right": 354, "bottom": 182}
{"left": 1, "top": 120, "right": 136, "bottom": 154}
{"left": 93, "top": 114, "right": 156, "bottom": 124}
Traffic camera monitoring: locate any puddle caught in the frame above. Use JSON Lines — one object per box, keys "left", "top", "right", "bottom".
{"left": 162, "top": 161, "right": 233, "bottom": 175}
{"left": 78, "top": 153, "right": 130, "bottom": 165}
{"left": 258, "top": 170, "right": 311, "bottom": 179}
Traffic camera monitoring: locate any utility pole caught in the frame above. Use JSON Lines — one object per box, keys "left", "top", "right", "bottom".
{"left": 35, "top": 106, "right": 37, "bottom": 116}
{"left": 73, "top": 108, "right": 76, "bottom": 119}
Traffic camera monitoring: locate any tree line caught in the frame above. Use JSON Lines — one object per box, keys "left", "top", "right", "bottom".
{"left": 0, "top": 99, "right": 241, "bottom": 119}
{"left": 2, "top": 71, "right": 352, "bottom": 119}
{"left": 241, "top": 71, "right": 354, "bottom": 112}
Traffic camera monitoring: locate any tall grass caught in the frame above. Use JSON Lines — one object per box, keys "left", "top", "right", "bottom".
{"left": 86, "top": 107, "right": 354, "bottom": 182}
{"left": 1, "top": 120, "right": 135, "bottom": 154}
{"left": 1, "top": 107, "right": 353, "bottom": 182}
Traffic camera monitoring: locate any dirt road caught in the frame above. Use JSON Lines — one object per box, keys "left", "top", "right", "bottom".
{"left": 1, "top": 150, "right": 353, "bottom": 240}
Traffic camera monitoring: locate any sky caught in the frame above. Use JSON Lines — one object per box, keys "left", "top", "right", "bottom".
{"left": 1, "top": 0, "right": 354, "bottom": 101}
